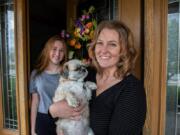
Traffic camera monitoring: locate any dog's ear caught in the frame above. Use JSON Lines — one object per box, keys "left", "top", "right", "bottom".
{"left": 62, "top": 63, "right": 69, "bottom": 79}
{"left": 62, "top": 69, "right": 69, "bottom": 79}
{"left": 63, "top": 61, "right": 69, "bottom": 70}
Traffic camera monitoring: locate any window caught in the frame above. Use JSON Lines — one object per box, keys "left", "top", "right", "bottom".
{"left": 0, "top": 0, "right": 18, "bottom": 129}
{"left": 166, "top": 0, "right": 180, "bottom": 134}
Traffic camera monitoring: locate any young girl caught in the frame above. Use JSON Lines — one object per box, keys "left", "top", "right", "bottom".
{"left": 29, "top": 35, "right": 67, "bottom": 135}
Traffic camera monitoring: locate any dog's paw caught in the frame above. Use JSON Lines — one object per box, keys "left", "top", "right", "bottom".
{"left": 85, "top": 81, "right": 97, "bottom": 90}
{"left": 69, "top": 97, "right": 79, "bottom": 107}
{"left": 66, "top": 93, "right": 79, "bottom": 107}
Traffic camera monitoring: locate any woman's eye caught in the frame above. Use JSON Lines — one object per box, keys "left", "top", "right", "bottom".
{"left": 109, "top": 43, "right": 117, "bottom": 47}
{"left": 96, "top": 42, "right": 103, "bottom": 46}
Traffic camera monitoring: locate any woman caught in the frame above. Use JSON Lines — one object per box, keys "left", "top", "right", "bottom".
{"left": 49, "top": 20, "right": 146, "bottom": 135}
{"left": 29, "top": 35, "right": 67, "bottom": 135}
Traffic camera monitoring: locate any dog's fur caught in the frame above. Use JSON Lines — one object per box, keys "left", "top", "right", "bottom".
{"left": 53, "top": 59, "right": 96, "bottom": 135}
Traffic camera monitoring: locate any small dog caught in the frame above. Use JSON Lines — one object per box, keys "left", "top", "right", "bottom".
{"left": 53, "top": 59, "right": 96, "bottom": 135}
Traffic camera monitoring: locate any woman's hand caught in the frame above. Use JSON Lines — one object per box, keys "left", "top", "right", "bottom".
{"left": 49, "top": 100, "right": 84, "bottom": 119}
{"left": 31, "top": 131, "right": 37, "bottom": 135}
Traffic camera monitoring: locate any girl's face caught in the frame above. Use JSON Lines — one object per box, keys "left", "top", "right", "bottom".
{"left": 95, "top": 28, "right": 121, "bottom": 70}
{"left": 49, "top": 40, "right": 65, "bottom": 65}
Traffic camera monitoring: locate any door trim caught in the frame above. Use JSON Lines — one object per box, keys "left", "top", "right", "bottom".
{"left": 144, "top": 0, "right": 167, "bottom": 134}
{"left": 15, "top": 0, "right": 30, "bottom": 134}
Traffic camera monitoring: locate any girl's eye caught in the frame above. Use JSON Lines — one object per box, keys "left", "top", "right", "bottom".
{"left": 52, "top": 48, "right": 57, "bottom": 51}
{"left": 59, "top": 49, "right": 64, "bottom": 53}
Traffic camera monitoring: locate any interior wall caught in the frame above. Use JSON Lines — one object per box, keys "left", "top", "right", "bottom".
{"left": 29, "top": 0, "right": 67, "bottom": 71}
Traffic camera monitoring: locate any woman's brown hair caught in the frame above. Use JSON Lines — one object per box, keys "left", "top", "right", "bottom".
{"left": 35, "top": 35, "right": 68, "bottom": 76}
{"left": 89, "top": 20, "right": 137, "bottom": 78}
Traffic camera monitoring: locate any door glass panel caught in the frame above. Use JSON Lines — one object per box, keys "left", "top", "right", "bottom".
{"left": 0, "top": 0, "right": 18, "bottom": 129}
{"left": 78, "top": 0, "right": 118, "bottom": 22}
{"left": 166, "top": 0, "right": 180, "bottom": 134}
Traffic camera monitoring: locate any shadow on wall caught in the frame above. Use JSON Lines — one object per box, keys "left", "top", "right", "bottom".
{"left": 29, "top": 0, "right": 67, "bottom": 71}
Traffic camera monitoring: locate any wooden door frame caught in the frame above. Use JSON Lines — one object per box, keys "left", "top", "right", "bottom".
{"left": 144, "top": 0, "right": 167, "bottom": 134}
{"left": 15, "top": 0, "right": 30, "bottom": 134}
{"left": 0, "top": 0, "right": 30, "bottom": 134}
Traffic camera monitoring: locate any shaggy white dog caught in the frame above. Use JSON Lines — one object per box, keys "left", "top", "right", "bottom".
{"left": 53, "top": 59, "right": 96, "bottom": 135}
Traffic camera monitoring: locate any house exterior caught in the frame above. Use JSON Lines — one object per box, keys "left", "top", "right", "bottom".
{"left": 0, "top": 0, "right": 178, "bottom": 134}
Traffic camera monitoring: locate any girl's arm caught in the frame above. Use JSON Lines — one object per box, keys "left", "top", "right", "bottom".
{"left": 30, "top": 93, "right": 39, "bottom": 135}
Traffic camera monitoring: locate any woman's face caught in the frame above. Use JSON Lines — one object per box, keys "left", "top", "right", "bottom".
{"left": 49, "top": 40, "right": 65, "bottom": 65}
{"left": 95, "top": 28, "right": 121, "bottom": 70}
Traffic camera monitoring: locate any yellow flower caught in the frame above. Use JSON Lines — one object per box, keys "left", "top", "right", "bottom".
{"left": 76, "top": 28, "right": 81, "bottom": 33}
{"left": 90, "top": 31, "right": 94, "bottom": 39}
{"left": 85, "top": 28, "right": 90, "bottom": 34}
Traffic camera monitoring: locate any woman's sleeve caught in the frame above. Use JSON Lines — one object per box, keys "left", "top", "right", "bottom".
{"left": 29, "top": 70, "right": 38, "bottom": 93}
{"left": 109, "top": 80, "right": 146, "bottom": 135}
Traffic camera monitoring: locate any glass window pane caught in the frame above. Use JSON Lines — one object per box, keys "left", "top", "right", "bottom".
{"left": 166, "top": 0, "right": 180, "bottom": 134}
{"left": 78, "top": 0, "right": 118, "bottom": 22}
{"left": 0, "top": 0, "right": 18, "bottom": 129}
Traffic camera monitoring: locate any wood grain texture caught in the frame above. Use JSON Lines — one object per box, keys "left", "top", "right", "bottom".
{"left": 15, "top": 0, "right": 30, "bottom": 134}
{"left": 119, "top": 0, "right": 142, "bottom": 79}
{"left": 144, "top": 0, "right": 167, "bottom": 134}
{"left": 0, "top": 0, "right": 29, "bottom": 134}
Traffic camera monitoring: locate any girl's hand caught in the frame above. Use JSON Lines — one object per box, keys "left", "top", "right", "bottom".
{"left": 49, "top": 100, "right": 84, "bottom": 119}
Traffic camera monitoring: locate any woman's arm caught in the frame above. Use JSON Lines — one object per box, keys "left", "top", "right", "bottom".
{"left": 30, "top": 93, "right": 39, "bottom": 135}
{"left": 109, "top": 81, "right": 146, "bottom": 135}
{"left": 49, "top": 100, "right": 84, "bottom": 119}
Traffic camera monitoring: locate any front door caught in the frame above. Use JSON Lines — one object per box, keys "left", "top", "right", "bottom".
{"left": 0, "top": 0, "right": 142, "bottom": 135}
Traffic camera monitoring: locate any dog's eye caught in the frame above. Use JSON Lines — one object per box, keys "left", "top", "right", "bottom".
{"left": 74, "top": 67, "right": 81, "bottom": 71}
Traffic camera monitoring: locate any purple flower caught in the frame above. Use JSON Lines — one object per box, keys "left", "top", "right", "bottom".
{"left": 75, "top": 20, "right": 82, "bottom": 27}
{"left": 66, "top": 33, "right": 70, "bottom": 38}
{"left": 81, "top": 15, "right": 86, "bottom": 20}
{"left": 61, "top": 30, "right": 65, "bottom": 38}
{"left": 86, "top": 15, "right": 90, "bottom": 19}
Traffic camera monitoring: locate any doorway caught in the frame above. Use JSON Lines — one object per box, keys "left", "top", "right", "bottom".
{"left": 0, "top": 0, "right": 143, "bottom": 135}
{"left": 29, "top": 0, "right": 67, "bottom": 71}
{"left": 28, "top": 0, "right": 118, "bottom": 71}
